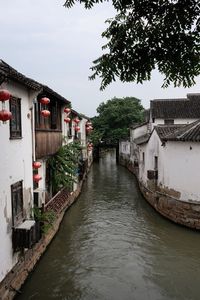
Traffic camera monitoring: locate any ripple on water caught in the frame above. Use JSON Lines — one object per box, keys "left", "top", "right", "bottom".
{"left": 17, "top": 151, "right": 200, "bottom": 300}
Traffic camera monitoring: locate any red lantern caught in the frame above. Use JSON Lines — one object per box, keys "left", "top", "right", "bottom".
{"left": 86, "top": 125, "right": 93, "bottom": 133}
{"left": 39, "top": 97, "right": 50, "bottom": 105}
{"left": 64, "top": 107, "right": 71, "bottom": 114}
{"left": 41, "top": 110, "right": 50, "bottom": 117}
{"left": 0, "top": 110, "right": 12, "bottom": 122}
{"left": 0, "top": 89, "right": 11, "bottom": 102}
{"left": 73, "top": 117, "right": 80, "bottom": 124}
{"left": 75, "top": 126, "right": 80, "bottom": 132}
{"left": 86, "top": 121, "right": 92, "bottom": 126}
{"left": 88, "top": 143, "right": 93, "bottom": 148}
{"left": 33, "top": 161, "right": 42, "bottom": 169}
{"left": 64, "top": 117, "right": 71, "bottom": 123}
{"left": 33, "top": 174, "right": 42, "bottom": 183}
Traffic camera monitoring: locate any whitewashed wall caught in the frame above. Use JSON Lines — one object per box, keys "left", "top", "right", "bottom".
{"left": 130, "top": 124, "right": 148, "bottom": 141}
{"left": 162, "top": 142, "right": 200, "bottom": 202}
{"left": 138, "top": 130, "right": 164, "bottom": 186}
{"left": 0, "top": 81, "right": 37, "bottom": 282}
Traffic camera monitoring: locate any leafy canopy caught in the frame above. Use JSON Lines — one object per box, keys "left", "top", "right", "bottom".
{"left": 64, "top": 0, "right": 200, "bottom": 90}
{"left": 91, "top": 96, "right": 144, "bottom": 145}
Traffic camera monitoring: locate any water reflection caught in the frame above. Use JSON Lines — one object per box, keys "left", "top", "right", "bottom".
{"left": 17, "top": 149, "right": 200, "bottom": 300}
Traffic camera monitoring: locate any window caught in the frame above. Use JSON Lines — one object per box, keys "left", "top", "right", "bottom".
{"left": 154, "top": 156, "right": 158, "bottom": 170}
{"left": 142, "top": 152, "right": 145, "bottom": 164}
{"left": 10, "top": 97, "right": 22, "bottom": 138}
{"left": 164, "top": 119, "right": 174, "bottom": 125}
{"left": 35, "top": 97, "right": 61, "bottom": 130}
{"left": 11, "top": 181, "right": 23, "bottom": 227}
{"left": 68, "top": 120, "right": 72, "bottom": 137}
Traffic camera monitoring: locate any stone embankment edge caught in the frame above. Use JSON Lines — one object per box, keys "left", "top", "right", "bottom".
{"left": 0, "top": 172, "right": 88, "bottom": 300}
{"left": 119, "top": 156, "right": 200, "bottom": 231}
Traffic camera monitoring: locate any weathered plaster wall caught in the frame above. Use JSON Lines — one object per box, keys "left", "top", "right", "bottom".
{"left": 0, "top": 81, "right": 35, "bottom": 282}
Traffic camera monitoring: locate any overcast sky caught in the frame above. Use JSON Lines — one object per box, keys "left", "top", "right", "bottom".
{"left": 1, "top": 0, "right": 200, "bottom": 117}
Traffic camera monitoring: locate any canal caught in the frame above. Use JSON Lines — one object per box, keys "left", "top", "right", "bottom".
{"left": 17, "top": 150, "right": 200, "bottom": 300}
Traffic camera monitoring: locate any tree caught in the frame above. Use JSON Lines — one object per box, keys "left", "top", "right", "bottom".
{"left": 47, "top": 141, "right": 82, "bottom": 194}
{"left": 90, "top": 97, "right": 144, "bottom": 145}
{"left": 64, "top": 0, "right": 200, "bottom": 90}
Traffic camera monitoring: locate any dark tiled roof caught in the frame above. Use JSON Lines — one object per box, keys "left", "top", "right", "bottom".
{"left": 0, "top": 60, "right": 71, "bottom": 104}
{"left": 163, "top": 120, "right": 200, "bottom": 142}
{"left": 134, "top": 133, "right": 150, "bottom": 145}
{"left": 0, "top": 60, "right": 41, "bottom": 91}
{"left": 151, "top": 95, "right": 200, "bottom": 119}
{"left": 130, "top": 122, "right": 148, "bottom": 129}
{"left": 42, "top": 85, "right": 70, "bottom": 104}
{"left": 155, "top": 125, "right": 185, "bottom": 141}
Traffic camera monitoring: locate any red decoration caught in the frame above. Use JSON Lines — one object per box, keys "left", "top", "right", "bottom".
{"left": 64, "top": 107, "right": 71, "bottom": 114}
{"left": 75, "top": 126, "right": 80, "bottom": 132}
{"left": 33, "top": 161, "right": 42, "bottom": 169}
{"left": 64, "top": 117, "right": 71, "bottom": 123}
{"left": 39, "top": 97, "right": 50, "bottom": 105}
{"left": 41, "top": 110, "right": 50, "bottom": 117}
{"left": 86, "top": 125, "right": 93, "bottom": 133}
{"left": 33, "top": 174, "right": 42, "bottom": 183}
{"left": 0, "top": 110, "right": 12, "bottom": 122}
{"left": 73, "top": 117, "right": 80, "bottom": 124}
{"left": 0, "top": 89, "right": 11, "bottom": 102}
{"left": 86, "top": 121, "right": 92, "bottom": 126}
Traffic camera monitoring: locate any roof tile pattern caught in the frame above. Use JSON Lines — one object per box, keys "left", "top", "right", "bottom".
{"left": 151, "top": 95, "right": 200, "bottom": 119}
{"left": 163, "top": 120, "right": 200, "bottom": 142}
{"left": 155, "top": 125, "right": 185, "bottom": 140}
{"left": 0, "top": 59, "right": 41, "bottom": 90}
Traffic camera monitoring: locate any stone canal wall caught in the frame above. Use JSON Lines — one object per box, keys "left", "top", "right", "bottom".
{"left": 119, "top": 156, "right": 200, "bottom": 230}
{"left": 0, "top": 170, "right": 90, "bottom": 300}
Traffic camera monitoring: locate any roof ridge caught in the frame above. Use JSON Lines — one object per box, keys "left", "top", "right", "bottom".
{"left": 176, "top": 120, "right": 200, "bottom": 139}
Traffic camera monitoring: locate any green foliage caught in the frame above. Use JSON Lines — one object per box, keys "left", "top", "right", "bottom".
{"left": 64, "top": 0, "right": 200, "bottom": 89}
{"left": 47, "top": 141, "right": 82, "bottom": 194}
{"left": 91, "top": 96, "right": 144, "bottom": 145}
{"left": 33, "top": 207, "right": 56, "bottom": 234}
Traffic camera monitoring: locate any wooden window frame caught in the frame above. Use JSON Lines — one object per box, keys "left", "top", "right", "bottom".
{"left": 10, "top": 97, "right": 22, "bottom": 139}
{"left": 35, "top": 98, "right": 61, "bottom": 131}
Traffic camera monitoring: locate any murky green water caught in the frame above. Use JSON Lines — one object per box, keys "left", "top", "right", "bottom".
{"left": 17, "top": 150, "right": 200, "bottom": 300}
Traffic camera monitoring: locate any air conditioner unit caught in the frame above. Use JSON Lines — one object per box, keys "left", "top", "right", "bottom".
{"left": 147, "top": 170, "right": 158, "bottom": 180}
{"left": 12, "top": 220, "right": 41, "bottom": 251}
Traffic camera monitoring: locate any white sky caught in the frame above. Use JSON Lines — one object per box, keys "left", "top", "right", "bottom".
{"left": 1, "top": 0, "right": 200, "bottom": 117}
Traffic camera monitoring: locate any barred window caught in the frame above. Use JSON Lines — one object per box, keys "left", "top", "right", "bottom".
{"left": 11, "top": 181, "right": 23, "bottom": 227}
{"left": 10, "top": 97, "right": 22, "bottom": 138}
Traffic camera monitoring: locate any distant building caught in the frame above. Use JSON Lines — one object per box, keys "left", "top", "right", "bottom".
{"left": 120, "top": 94, "right": 200, "bottom": 230}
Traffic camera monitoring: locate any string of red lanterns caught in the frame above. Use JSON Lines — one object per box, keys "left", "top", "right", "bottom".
{"left": 0, "top": 89, "right": 12, "bottom": 123}
{"left": 64, "top": 107, "right": 71, "bottom": 123}
{"left": 33, "top": 161, "right": 42, "bottom": 183}
{"left": 86, "top": 121, "right": 93, "bottom": 134}
{"left": 39, "top": 97, "right": 50, "bottom": 118}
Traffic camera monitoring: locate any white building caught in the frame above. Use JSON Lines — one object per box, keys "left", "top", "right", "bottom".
{"left": 0, "top": 60, "right": 93, "bottom": 287}
{"left": 128, "top": 94, "right": 200, "bottom": 229}
{"left": 0, "top": 60, "right": 41, "bottom": 282}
